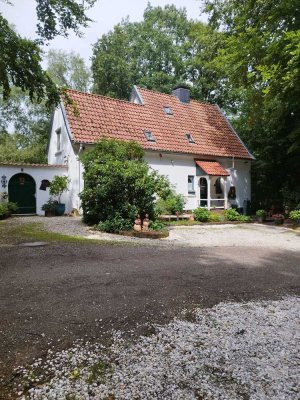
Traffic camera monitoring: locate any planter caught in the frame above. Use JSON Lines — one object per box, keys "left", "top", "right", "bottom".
{"left": 258, "top": 216, "right": 266, "bottom": 223}
{"left": 55, "top": 203, "right": 66, "bottom": 216}
{"left": 44, "top": 210, "right": 56, "bottom": 217}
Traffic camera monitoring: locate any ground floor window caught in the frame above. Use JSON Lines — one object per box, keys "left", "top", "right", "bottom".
{"left": 188, "top": 176, "right": 195, "bottom": 193}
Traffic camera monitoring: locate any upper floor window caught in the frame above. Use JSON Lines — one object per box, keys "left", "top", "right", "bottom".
{"left": 56, "top": 127, "right": 61, "bottom": 152}
{"left": 186, "top": 133, "right": 195, "bottom": 144}
{"left": 144, "top": 130, "right": 156, "bottom": 142}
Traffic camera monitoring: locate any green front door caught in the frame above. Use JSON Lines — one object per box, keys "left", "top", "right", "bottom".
{"left": 8, "top": 173, "right": 36, "bottom": 214}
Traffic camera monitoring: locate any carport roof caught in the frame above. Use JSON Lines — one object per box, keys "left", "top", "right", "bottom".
{"left": 195, "top": 160, "right": 230, "bottom": 176}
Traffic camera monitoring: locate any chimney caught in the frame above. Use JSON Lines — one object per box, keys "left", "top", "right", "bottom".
{"left": 172, "top": 86, "right": 190, "bottom": 103}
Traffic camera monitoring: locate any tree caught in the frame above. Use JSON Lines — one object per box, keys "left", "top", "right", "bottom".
{"left": 0, "top": 0, "right": 96, "bottom": 104}
{"left": 0, "top": 86, "right": 50, "bottom": 163}
{"left": 47, "top": 50, "right": 91, "bottom": 92}
{"left": 92, "top": 5, "right": 227, "bottom": 103}
{"left": 203, "top": 0, "right": 300, "bottom": 207}
{"left": 80, "top": 138, "right": 171, "bottom": 230}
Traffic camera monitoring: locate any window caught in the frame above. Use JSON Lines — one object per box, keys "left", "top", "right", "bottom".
{"left": 56, "top": 127, "right": 61, "bottom": 152}
{"left": 163, "top": 106, "right": 173, "bottom": 115}
{"left": 188, "top": 176, "right": 195, "bottom": 193}
{"left": 186, "top": 133, "right": 195, "bottom": 143}
{"left": 144, "top": 130, "right": 156, "bottom": 142}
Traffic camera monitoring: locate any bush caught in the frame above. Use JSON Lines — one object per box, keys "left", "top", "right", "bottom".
{"left": 155, "top": 191, "right": 185, "bottom": 215}
{"left": 80, "top": 139, "right": 171, "bottom": 226}
{"left": 0, "top": 202, "right": 17, "bottom": 219}
{"left": 224, "top": 208, "right": 241, "bottom": 221}
{"left": 256, "top": 209, "right": 266, "bottom": 217}
{"left": 149, "top": 220, "right": 166, "bottom": 231}
{"left": 194, "top": 207, "right": 210, "bottom": 222}
{"left": 97, "top": 214, "right": 133, "bottom": 233}
{"left": 289, "top": 210, "right": 300, "bottom": 221}
{"left": 225, "top": 208, "right": 250, "bottom": 222}
{"left": 208, "top": 212, "right": 220, "bottom": 222}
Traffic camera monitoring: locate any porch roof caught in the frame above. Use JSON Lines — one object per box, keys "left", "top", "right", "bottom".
{"left": 195, "top": 160, "right": 230, "bottom": 176}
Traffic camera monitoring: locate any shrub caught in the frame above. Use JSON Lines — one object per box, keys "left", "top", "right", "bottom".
{"left": 208, "top": 212, "right": 220, "bottom": 222}
{"left": 80, "top": 139, "right": 171, "bottom": 226}
{"left": 0, "top": 202, "right": 17, "bottom": 219}
{"left": 97, "top": 214, "right": 133, "bottom": 233}
{"left": 256, "top": 209, "right": 266, "bottom": 217}
{"left": 238, "top": 215, "right": 251, "bottom": 222}
{"left": 224, "top": 208, "right": 241, "bottom": 221}
{"left": 155, "top": 191, "right": 185, "bottom": 215}
{"left": 194, "top": 207, "right": 210, "bottom": 222}
{"left": 289, "top": 210, "right": 300, "bottom": 221}
{"left": 149, "top": 220, "right": 166, "bottom": 231}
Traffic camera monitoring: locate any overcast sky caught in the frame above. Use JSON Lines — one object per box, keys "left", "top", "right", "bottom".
{"left": 2, "top": 0, "right": 207, "bottom": 66}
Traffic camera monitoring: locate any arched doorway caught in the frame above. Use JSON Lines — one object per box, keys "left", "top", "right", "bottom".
{"left": 199, "top": 177, "right": 208, "bottom": 207}
{"left": 8, "top": 173, "right": 36, "bottom": 214}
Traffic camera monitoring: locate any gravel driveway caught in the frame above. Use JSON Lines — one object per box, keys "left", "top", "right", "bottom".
{"left": 10, "top": 216, "right": 300, "bottom": 251}
{"left": 1, "top": 217, "right": 299, "bottom": 399}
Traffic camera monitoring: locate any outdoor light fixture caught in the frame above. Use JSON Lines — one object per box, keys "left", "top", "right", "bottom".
{"left": 1, "top": 175, "right": 7, "bottom": 188}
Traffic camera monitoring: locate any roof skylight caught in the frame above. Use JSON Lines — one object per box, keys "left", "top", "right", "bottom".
{"left": 144, "top": 130, "right": 156, "bottom": 142}
{"left": 163, "top": 106, "right": 173, "bottom": 115}
{"left": 186, "top": 133, "right": 195, "bottom": 143}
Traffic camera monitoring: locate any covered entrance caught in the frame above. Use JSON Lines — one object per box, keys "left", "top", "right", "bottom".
{"left": 195, "top": 160, "right": 230, "bottom": 210}
{"left": 8, "top": 173, "right": 36, "bottom": 214}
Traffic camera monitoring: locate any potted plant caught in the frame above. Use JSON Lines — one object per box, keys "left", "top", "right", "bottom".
{"left": 256, "top": 209, "right": 266, "bottom": 223}
{"left": 49, "top": 176, "right": 70, "bottom": 216}
{"left": 272, "top": 213, "right": 284, "bottom": 225}
{"left": 41, "top": 199, "right": 57, "bottom": 217}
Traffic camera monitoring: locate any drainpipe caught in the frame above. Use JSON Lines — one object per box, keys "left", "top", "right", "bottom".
{"left": 78, "top": 143, "right": 84, "bottom": 211}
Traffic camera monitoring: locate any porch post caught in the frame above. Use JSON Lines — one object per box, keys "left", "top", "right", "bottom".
{"left": 207, "top": 176, "right": 211, "bottom": 210}
{"left": 224, "top": 177, "right": 228, "bottom": 209}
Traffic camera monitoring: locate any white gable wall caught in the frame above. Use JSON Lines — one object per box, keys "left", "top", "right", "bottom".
{"left": 48, "top": 106, "right": 82, "bottom": 212}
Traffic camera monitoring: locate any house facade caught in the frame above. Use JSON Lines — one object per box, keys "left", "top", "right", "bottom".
{"left": 0, "top": 86, "right": 253, "bottom": 215}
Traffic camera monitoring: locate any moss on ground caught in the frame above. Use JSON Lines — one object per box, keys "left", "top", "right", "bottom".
{"left": 0, "top": 220, "right": 125, "bottom": 246}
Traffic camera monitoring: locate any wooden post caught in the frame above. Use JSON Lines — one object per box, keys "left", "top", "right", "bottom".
{"left": 224, "top": 177, "right": 228, "bottom": 209}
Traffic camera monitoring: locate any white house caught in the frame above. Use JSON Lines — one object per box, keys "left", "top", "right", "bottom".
{"left": 0, "top": 86, "right": 253, "bottom": 215}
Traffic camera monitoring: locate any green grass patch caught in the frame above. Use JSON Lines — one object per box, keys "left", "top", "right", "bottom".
{"left": 0, "top": 220, "right": 128, "bottom": 246}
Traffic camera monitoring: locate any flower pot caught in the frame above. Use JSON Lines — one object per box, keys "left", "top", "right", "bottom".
{"left": 55, "top": 203, "right": 65, "bottom": 216}
{"left": 45, "top": 210, "right": 56, "bottom": 217}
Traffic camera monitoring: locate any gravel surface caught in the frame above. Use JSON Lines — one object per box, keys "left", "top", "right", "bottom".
{"left": 16, "top": 296, "right": 300, "bottom": 400}
{"left": 11, "top": 216, "right": 300, "bottom": 250}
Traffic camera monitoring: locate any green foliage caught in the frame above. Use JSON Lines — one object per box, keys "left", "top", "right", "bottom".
{"left": 97, "top": 214, "right": 133, "bottom": 233}
{"left": 1, "top": 0, "right": 96, "bottom": 104}
{"left": 256, "top": 209, "right": 266, "bottom": 217}
{"left": 289, "top": 210, "right": 300, "bottom": 221}
{"left": 149, "top": 220, "right": 166, "bottom": 231}
{"left": 194, "top": 207, "right": 210, "bottom": 222}
{"left": 41, "top": 199, "right": 57, "bottom": 211}
{"left": 224, "top": 208, "right": 241, "bottom": 221}
{"left": 0, "top": 202, "right": 17, "bottom": 219}
{"left": 46, "top": 50, "right": 91, "bottom": 92}
{"left": 155, "top": 191, "right": 185, "bottom": 215}
{"left": 203, "top": 0, "right": 300, "bottom": 207}
{"left": 80, "top": 138, "right": 171, "bottom": 229}
{"left": 208, "top": 212, "right": 221, "bottom": 222}
{"left": 49, "top": 176, "right": 70, "bottom": 203}
{"left": 224, "top": 208, "right": 250, "bottom": 221}
{"left": 92, "top": 4, "right": 225, "bottom": 104}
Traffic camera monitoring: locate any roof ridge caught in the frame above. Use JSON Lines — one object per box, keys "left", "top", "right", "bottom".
{"left": 136, "top": 86, "right": 214, "bottom": 107}
{"left": 64, "top": 88, "right": 143, "bottom": 107}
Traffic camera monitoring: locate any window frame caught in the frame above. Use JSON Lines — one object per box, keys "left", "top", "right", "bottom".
{"left": 188, "top": 175, "right": 195, "bottom": 194}
{"left": 144, "top": 130, "right": 156, "bottom": 142}
{"left": 186, "top": 133, "right": 195, "bottom": 144}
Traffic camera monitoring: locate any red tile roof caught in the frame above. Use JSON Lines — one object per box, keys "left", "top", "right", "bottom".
{"left": 195, "top": 160, "right": 230, "bottom": 176}
{"left": 0, "top": 162, "right": 67, "bottom": 168}
{"left": 63, "top": 87, "right": 253, "bottom": 159}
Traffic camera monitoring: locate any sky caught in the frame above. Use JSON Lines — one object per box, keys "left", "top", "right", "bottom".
{"left": 2, "top": 0, "right": 207, "bottom": 66}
